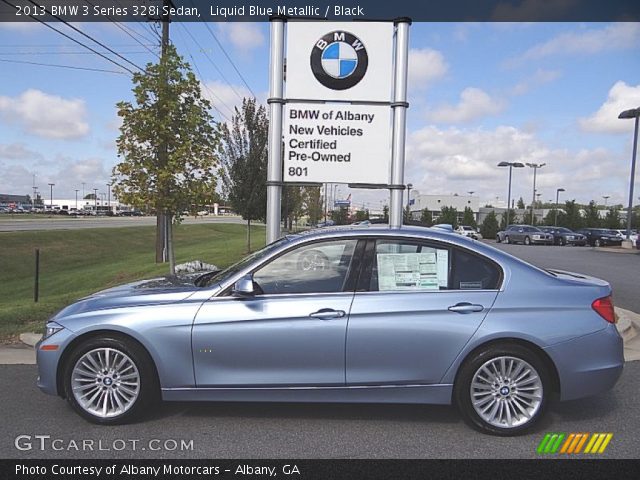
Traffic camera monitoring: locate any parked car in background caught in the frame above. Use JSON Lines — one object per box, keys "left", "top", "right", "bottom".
{"left": 495, "top": 225, "right": 519, "bottom": 243}
{"left": 36, "top": 226, "right": 623, "bottom": 435}
{"left": 611, "top": 229, "right": 638, "bottom": 244}
{"left": 576, "top": 228, "right": 623, "bottom": 247}
{"left": 500, "top": 225, "right": 554, "bottom": 245}
{"left": 539, "top": 226, "right": 587, "bottom": 246}
{"left": 455, "top": 225, "right": 482, "bottom": 240}
{"left": 315, "top": 220, "right": 336, "bottom": 228}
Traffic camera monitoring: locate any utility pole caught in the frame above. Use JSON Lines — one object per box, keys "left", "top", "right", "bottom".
{"left": 155, "top": 0, "right": 172, "bottom": 268}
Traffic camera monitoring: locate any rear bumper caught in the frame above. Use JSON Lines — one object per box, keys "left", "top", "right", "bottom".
{"left": 545, "top": 324, "right": 624, "bottom": 401}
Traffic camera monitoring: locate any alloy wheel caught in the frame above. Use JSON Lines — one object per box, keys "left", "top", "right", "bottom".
{"left": 469, "top": 356, "right": 543, "bottom": 429}
{"left": 71, "top": 347, "right": 140, "bottom": 418}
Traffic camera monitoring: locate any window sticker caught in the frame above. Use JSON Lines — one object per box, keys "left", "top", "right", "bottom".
{"left": 377, "top": 251, "right": 446, "bottom": 291}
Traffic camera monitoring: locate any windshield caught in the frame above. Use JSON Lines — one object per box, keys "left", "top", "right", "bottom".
{"left": 204, "top": 237, "right": 290, "bottom": 287}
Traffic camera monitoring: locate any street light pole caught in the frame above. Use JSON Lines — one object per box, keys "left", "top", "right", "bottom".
{"left": 48, "top": 183, "right": 54, "bottom": 212}
{"left": 555, "top": 188, "right": 565, "bottom": 226}
{"left": 526, "top": 162, "right": 546, "bottom": 225}
{"left": 497, "top": 161, "right": 524, "bottom": 227}
{"left": 93, "top": 188, "right": 98, "bottom": 215}
{"left": 107, "top": 183, "right": 111, "bottom": 215}
{"left": 406, "top": 183, "right": 413, "bottom": 210}
{"left": 619, "top": 107, "right": 640, "bottom": 243}
{"left": 602, "top": 195, "right": 610, "bottom": 207}
{"left": 75, "top": 189, "right": 79, "bottom": 211}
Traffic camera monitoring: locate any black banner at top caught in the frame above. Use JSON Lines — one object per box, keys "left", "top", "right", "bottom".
{"left": 0, "top": 0, "right": 638, "bottom": 22}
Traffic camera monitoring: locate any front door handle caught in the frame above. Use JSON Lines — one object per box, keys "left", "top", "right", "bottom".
{"left": 448, "top": 302, "right": 484, "bottom": 314}
{"left": 309, "top": 308, "right": 346, "bottom": 320}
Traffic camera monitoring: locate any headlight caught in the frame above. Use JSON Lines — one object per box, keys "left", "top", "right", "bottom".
{"left": 43, "top": 321, "right": 64, "bottom": 340}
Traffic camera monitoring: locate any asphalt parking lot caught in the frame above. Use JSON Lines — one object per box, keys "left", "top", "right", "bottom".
{"left": 1, "top": 243, "right": 638, "bottom": 459}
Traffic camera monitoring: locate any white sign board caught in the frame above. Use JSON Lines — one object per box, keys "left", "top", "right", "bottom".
{"left": 283, "top": 103, "right": 391, "bottom": 184}
{"left": 286, "top": 22, "right": 394, "bottom": 102}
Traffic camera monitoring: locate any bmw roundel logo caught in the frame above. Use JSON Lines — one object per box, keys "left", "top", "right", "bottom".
{"left": 310, "top": 31, "right": 368, "bottom": 90}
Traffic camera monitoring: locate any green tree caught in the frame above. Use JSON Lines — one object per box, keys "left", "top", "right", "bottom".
{"left": 462, "top": 206, "right": 477, "bottom": 229}
{"left": 303, "top": 186, "right": 323, "bottom": 226}
{"left": 500, "top": 209, "right": 518, "bottom": 230}
{"left": 480, "top": 211, "right": 499, "bottom": 239}
{"left": 113, "top": 45, "right": 219, "bottom": 273}
{"left": 282, "top": 185, "right": 304, "bottom": 231}
{"left": 403, "top": 205, "right": 412, "bottom": 223}
{"left": 583, "top": 200, "right": 601, "bottom": 228}
{"left": 219, "top": 98, "right": 269, "bottom": 252}
{"left": 420, "top": 208, "right": 433, "bottom": 227}
{"left": 84, "top": 193, "right": 96, "bottom": 200}
{"left": 557, "top": 200, "right": 583, "bottom": 231}
{"left": 542, "top": 208, "right": 557, "bottom": 226}
{"left": 604, "top": 207, "right": 621, "bottom": 229}
{"left": 331, "top": 207, "right": 349, "bottom": 225}
{"left": 517, "top": 197, "right": 525, "bottom": 209}
{"left": 354, "top": 209, "right": 369, "bottom": 222}
{"left": 438, "top": 206, "right": 458, "bottom": 227}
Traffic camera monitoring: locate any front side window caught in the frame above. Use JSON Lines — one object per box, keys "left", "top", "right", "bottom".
{"left": 253, "top": 239, "right": 359, "bottom": 295}
{"left": 368, "top": 239, "right": 501, "bottom": 292}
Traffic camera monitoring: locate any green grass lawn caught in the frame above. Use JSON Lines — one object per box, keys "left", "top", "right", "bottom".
{"left": 0, "top": 223, "right": 265, "bottom": 339}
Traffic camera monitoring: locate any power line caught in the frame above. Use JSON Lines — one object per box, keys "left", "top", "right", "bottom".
{"left": 0, "top": 50, "right": 149, "bottom": 55}
{"left": 25, "top": 0, "right": 145, "bottom": 73}
{"left": 177, "top": 23, "right": 245, "bottom": 103}
{"left": 0, "top": 58, "right": 128, "bottom": 74}
{"left": 83, "top": 0, "right": 159, "bottom": 59}
{"left": 1, "top": 0, "right": 134, "bottom": 74}
{"left": 188, "top": 0, "right": 257, "bottom": 98}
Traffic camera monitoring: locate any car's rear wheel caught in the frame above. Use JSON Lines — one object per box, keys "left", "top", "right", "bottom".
{"left": 63, "top": 335, "right": 158, "bottom": 425}
{"left": 454, "top": 343, "right": 550, "bottom": 436}
{"left": 524, "top": 236, "right": 531, "bottom": 245}
{"left": 496, "top": 235, "right": 501, "bottom": 243}
{"left": 505, "top": 236, "right": 510, "bottom": 244}
{"left": 559, "top": 237, "right": 566, "bottom": 246}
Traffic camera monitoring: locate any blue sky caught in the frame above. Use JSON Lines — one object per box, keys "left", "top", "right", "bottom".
{"left": 0, "top": 21, "right": 639, "bottom": 210}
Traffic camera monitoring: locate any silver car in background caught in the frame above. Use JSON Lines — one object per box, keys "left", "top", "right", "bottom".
{"left": 36, "top": 226, "right": 623, "bottom": 435}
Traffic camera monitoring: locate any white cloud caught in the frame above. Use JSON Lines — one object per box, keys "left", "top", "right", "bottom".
{"left": 426, "top": 88, "right": 505, "bottom": 123}
{"left": 216, "top": 23, "right": 265, "bottom": 52}
{"left": 202, "top": 80, "right": 265, "bottom": 120}
{"left": 405, "top": 125, "right": 629, "bottom": 205}
{"left": 509, "top": 69, "right": 561, "bottom": 96}
{"left": 0, "top": 143, "right": 42, "bottom": 160}
{"left": 579, "top": 81, "right": 640, "bottom": 134}
{"left": 0, "top": 89, "right": 89, "bottom": 139}
{"left": 408, "top": 48, "right": 448, "bottom": 90}
{"left": 515, "top": 23, "right": 640, "bottom": 63}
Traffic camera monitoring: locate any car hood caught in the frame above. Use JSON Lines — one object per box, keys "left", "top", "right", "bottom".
{"left": 52, "top": 273, "right": 217, "bottom": 321}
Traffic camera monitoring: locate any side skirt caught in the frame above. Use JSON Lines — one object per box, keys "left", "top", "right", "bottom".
{"left": 161, "top": 384, "right": 453, "bottom": 405}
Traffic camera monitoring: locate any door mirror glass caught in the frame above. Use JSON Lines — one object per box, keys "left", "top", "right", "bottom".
{"left": 232, "top": 275, "right": 256, "bottom": 297}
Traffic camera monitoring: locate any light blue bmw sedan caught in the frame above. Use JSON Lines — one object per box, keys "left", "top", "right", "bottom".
{"left": 36, "top": 226, "right": 623, "bottom": 435}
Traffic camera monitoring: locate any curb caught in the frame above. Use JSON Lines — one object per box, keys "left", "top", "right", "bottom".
{"left": 616, "top": 307, "right": 638, "bottom": 343}
{"left": 19, "top": 333, "right": 41, "bottom": 348}
{"left": 593, "top": 246, "right": 640, "bottom": 254}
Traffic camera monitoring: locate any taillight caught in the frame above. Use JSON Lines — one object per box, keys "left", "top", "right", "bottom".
{"left": 592, "top": 295, "right": 616, "bottom": 324}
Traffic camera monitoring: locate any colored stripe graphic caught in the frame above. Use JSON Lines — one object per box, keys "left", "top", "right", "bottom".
{"left": 538, "top": 433, "right": 613, "bottom": 455}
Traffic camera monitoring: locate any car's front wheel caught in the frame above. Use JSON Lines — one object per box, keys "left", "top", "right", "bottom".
{"left": 594, "top": 239, "right": 602, "bottom": 247}
{"left": 63, "top": 335, "right": 158, "bottom": 424}
{"left": 505, "top": 236, "right": 510, "bottom": 244}
{"left": 454, "top": 343, "right": 550, "bottom": 436}
{"left": 524, "top": 236, "right": 531, "bottom": 245}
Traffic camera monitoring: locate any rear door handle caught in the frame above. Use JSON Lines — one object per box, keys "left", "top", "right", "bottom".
{"left": 309, "top": 308, "right": 346, "bottom": 320}
{"left": 448, "top": 302, "right": 484, "bottom": 314}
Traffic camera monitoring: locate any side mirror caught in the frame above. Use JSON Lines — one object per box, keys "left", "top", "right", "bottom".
{"left": 232, "top": 274, "right": 256, "bottom": 297}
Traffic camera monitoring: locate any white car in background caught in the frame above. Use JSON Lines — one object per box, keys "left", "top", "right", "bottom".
{"left": 611, "top": 229, "right": 638, "bottom": 244}
{"left": 455, "top": 225, "right": 482, "bottom": 240}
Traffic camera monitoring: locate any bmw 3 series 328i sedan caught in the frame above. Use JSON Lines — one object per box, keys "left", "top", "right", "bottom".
{"left": 36, "top": 226, "right": 623, "bottom": 435}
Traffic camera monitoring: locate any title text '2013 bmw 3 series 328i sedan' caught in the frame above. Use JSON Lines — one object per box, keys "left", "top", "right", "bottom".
{"left": 36, "top": 226, "right": 623, "bottom": 435}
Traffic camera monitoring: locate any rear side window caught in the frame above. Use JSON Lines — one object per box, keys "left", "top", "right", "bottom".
{"left": 367, "top": 239, "right": 502, "bottom": 292}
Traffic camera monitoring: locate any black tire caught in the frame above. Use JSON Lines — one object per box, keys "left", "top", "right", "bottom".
{"left": 63, "top": 335, "right": 159, "bottom": 425}
{"left": 496, "top": 235, "right": 501, "bottom": 243}
{"left": 524, "top": 236, "right": 531, "bottom": 246}
{"left": 454, "top": 343, "right": 550, "bottom": 436}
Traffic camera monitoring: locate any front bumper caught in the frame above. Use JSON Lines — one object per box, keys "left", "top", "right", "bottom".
{"left": 530, "top": 238, "right": 553, "bottom": 245}
{"left": 545, "top": 324, "right": 624, "bottom": 401}
{"left": 36, "top": 328, "right": 77, "bottom": 396}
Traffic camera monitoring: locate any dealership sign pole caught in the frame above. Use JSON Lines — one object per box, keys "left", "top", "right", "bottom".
{"left": 266, "top": 18, "right": 410, "bottom": 243}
